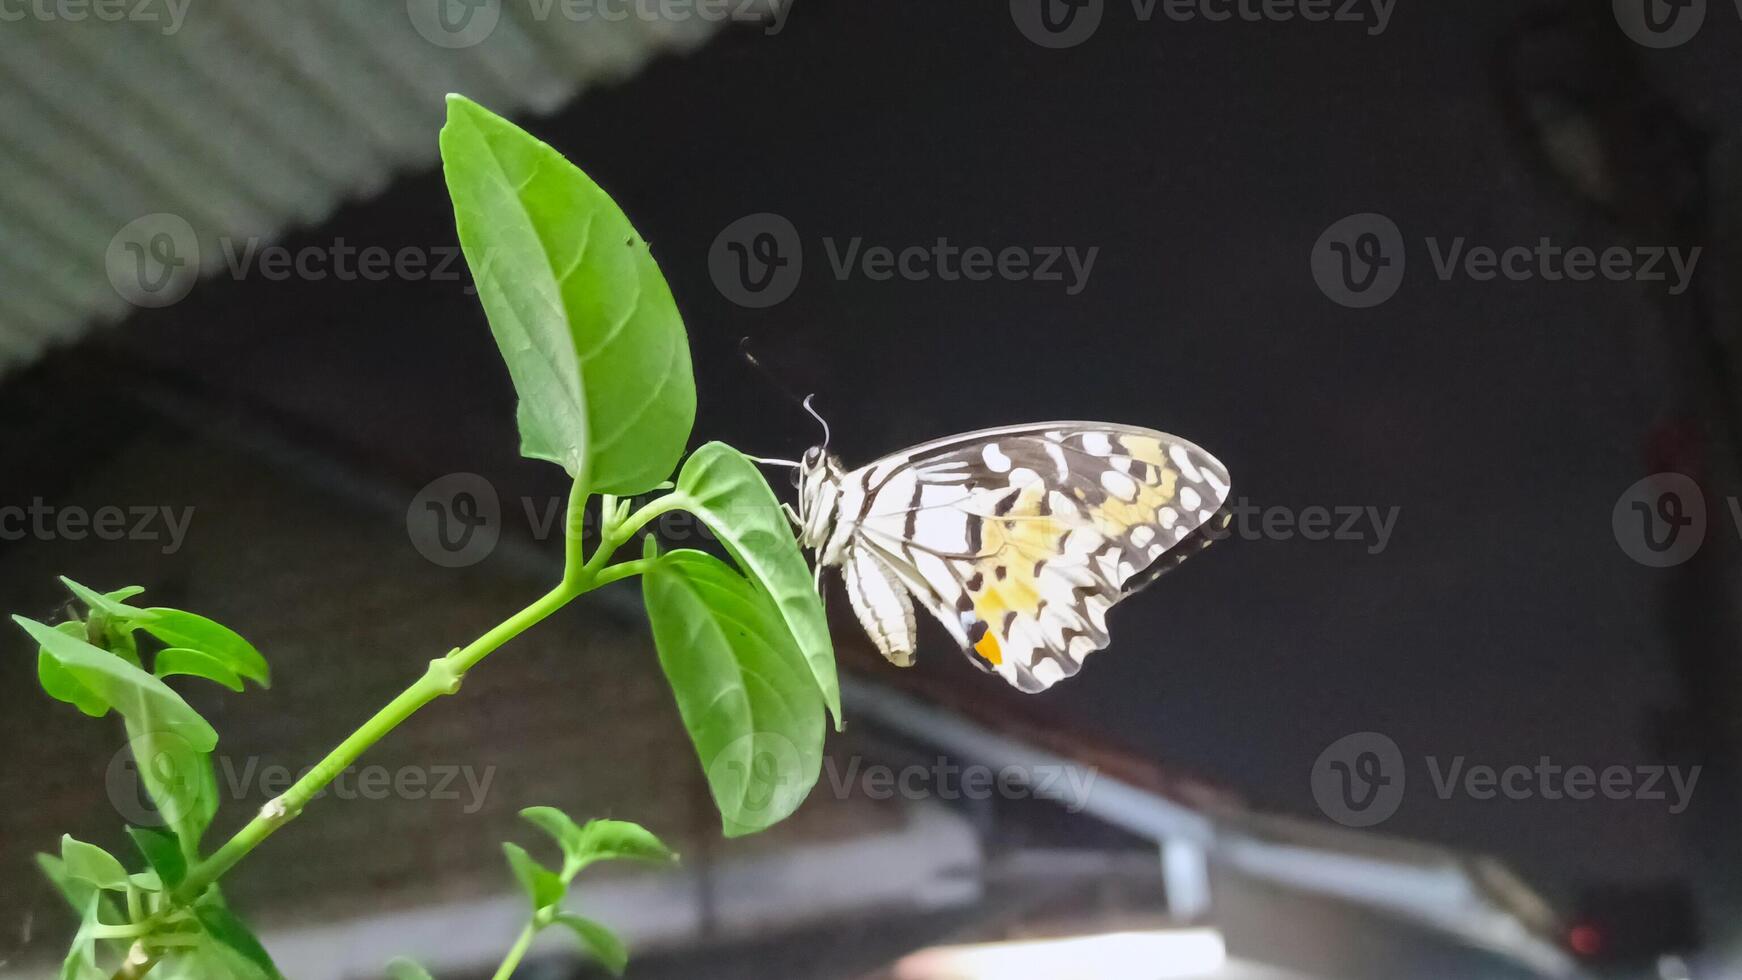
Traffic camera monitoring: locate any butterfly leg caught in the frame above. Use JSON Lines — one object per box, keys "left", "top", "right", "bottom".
{"left": 782, "top": 502, "right": 802, "bottom": 531}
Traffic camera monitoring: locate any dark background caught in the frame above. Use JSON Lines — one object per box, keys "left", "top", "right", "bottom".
{"left": 10, "top": 0, "right": 1742, "bottom": 925}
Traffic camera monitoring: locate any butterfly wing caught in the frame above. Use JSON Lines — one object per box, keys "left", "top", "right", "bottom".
{"left": 834, "top": 423, "right": 1231, "bottom": 692}
{"left": 841, "top": 543, "right": 917, "bottom": 667}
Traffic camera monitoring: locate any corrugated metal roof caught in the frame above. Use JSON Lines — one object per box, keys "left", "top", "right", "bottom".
{"left": 0, "top": 0, "right": 777, "bottom": 371}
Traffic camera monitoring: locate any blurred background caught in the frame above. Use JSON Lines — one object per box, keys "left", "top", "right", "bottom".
{"left": 1, "top": 0, "right": 1739, "bottom": 977}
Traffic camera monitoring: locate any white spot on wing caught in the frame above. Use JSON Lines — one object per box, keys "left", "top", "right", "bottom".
{"left": 1180, "top": 486, "right": 1202, "bottom": 511}
{"left": 1100, "top": 470, "right": 1138, "bottom": 501}
{"left": 1170, "top": 444, "right": 1203, "bottom": 481}
{"left": 1131, "top": 526, "right": 1155, "bottom": 547}
{"left": 981, "top": 443, "right": 1012, "bottom": 473}
{"left": 1158, "top": 506, "right": 1179, "bottom": 528}
{"left": 1081, "top": 433, "right": 1112, "bottom": 455}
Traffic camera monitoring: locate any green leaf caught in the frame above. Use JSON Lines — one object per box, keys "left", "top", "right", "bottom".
{"left": 136, "top": 607, "right": 270, "bottom": 688}
{"left": 440, "top": 94, "right": 696, "bottom": 495}
{"left": 60, "top": 836, "right": 129, "bottom": 890}
{"left": 502, "top": 842, "right": 565, "bottom": 911}
{"left": 61, "top": 577, "right": 147, "bottom": 622}
{"left": 520, "top": 806, "right": 585, "bottom": 858}
{"left": 38, "top": 621, "right": 108, "bottom": 717}
{"left": 386, "top": 958, "right": 436, "bottom": 980}
{"left": 16, "top": 617, "right": 217, "bottom": 752}
{"left": 572, "top": 819, "right": 676, "bottom": 872}
{"left": 552, "top": 913, "right": 628, "bottom": 976}
{"left": 154, "top": 648, "right": 244, "bottom": 692}
{"left": 124, "top": 721, "right": 220, "bottom": 854}
{"left": 128, "top": 826, "right": 187, "bottom": 890}
{"left": 191, "top": 890, "right": 281, "bottom": 980}
{"left": 673, "top": 443, "right": 841, "bottom": 727}
{"left": 641, "top": 549, "right": 825, "bottom": 837}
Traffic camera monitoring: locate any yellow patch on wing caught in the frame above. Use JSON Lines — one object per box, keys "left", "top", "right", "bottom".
{"left": 1091, "top": 464, "right": 1180, "bottom": 538}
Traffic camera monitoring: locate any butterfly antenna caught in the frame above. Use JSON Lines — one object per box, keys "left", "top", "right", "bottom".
{"left": 803, "top": 394, "right": 831, "bottom": 449}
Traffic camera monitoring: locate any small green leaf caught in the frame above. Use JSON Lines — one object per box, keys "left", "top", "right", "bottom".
{"left": 642, "top": 549, "right": 825, "bottom": 837}
{"left": 38, "top": 621, "right": 108, "bottom": 717}
{"left": 502, "top": 842, "right": 565, "bottom": 911}
{"left": 125, "top": 721, "right": 220, "bottom": 852}
{"left": 16, "top": 617, "right": 217, "bottom": 752}
{"left": 572, "top": 820, "right": 676, "bottom": 873}
{"left": 386, "top": 958, "right": 436, "bottom": 980}
{"left": 520, "top": 806, "right": 585, "bottom": 858}
{"left": 129, "top": 870, "right": 163, "bottom": 892}
{"left": 154, "top": 648, "right": 244, "bottom": 692}
{"left": 552, "top": 913, "right": 628, "bottom": 976}
{"left": 136, "top": 608, "right": 269, "bottom": 688}
{"left": 440, "top": 94, "right": 696, "bottom": 495}
{"left": 673, "top": 443, "right": 841, "bottom": 727}
{"left": 128, "top": 826, "right": 187, "bottom": 890}
{"left": 191, "top": 889, "right": 281, "bottom": 980}
{"left": 61, "top": 577, "right": 147, "bottom": 622}
{"left": 60, "top": 836, "right": 129, "bottom": 890}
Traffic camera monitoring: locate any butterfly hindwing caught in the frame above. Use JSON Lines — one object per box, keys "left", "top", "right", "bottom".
{"left": 832, "top": 424, "right": 1231, "bottom": 692}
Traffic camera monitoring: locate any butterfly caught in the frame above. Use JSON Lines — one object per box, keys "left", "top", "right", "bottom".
{"left": 763, "top": 399, "right": 1232, "bottom": 693}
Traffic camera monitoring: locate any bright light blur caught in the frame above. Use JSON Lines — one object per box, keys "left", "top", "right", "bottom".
{"left": 893, "top": 927, "right": 1228, "bottom": 980}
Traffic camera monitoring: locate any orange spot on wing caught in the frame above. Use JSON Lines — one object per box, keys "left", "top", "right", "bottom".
{"left": 974, "top": 628, "right": 1003, "bottom": 665}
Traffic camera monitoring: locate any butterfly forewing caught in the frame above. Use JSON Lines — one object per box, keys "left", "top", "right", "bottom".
{"left": 828, "top": 423, "right": 1230, "bottom": 693}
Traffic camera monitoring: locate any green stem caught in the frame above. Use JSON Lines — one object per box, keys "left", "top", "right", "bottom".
{"left": 169, "top": 478, "right": 680, "bottom": 905}
{"left": 489, "top": 924, "right": 538, "bottom": 980}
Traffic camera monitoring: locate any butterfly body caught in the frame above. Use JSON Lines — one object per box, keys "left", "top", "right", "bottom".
{"left": 791, "top": 422, "right": 1231, "bottom": 693}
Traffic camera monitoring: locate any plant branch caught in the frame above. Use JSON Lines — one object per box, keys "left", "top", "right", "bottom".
{"left": 488, "top": 924, "right": 537, "bottom": 980}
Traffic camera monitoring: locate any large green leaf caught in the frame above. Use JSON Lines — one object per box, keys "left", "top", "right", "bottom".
{"left": 440, "top": 94, "right": 695, "bottom": 495}
{"left": 15, "top": 617, "right": 216, "bottom": 752}
{"left": 136, "top": 608, "right": 269, "bottom": 688}
{"left": 673, "top": 443, "right": 840, "bottom": 727}
{"left": 642, "top": 548, "right": 825, "bottom": 837}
